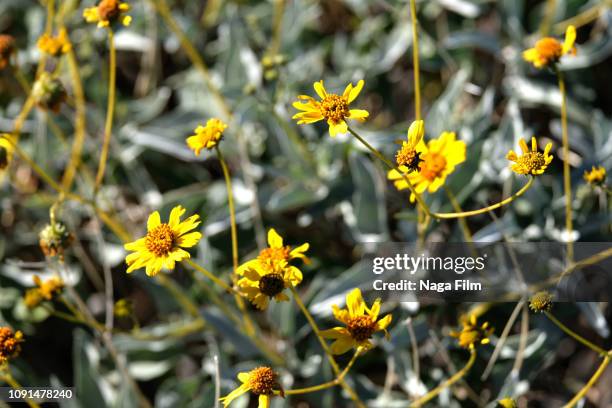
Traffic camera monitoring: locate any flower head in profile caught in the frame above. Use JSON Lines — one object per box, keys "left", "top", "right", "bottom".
{"left": 186, "top": 118, "right": 228, "bottom": 155}
{"left": 237, "top": 229, "right": 309, "bottom": 310}
{"left": 39, "top": 220, "right": 73, "bottom": 258}
{"left": 37, "top": 28, "right": 71, "bottom": 56}
{"left": 529, "top": 291, "right": 553, "bottom": 313}
{"left": 507, "top": 137, "right": 553, "bottom": 176}
{"left": 498, "top": 397, "right": 517, "bottom": 408}
{"left": 523, "top": 25, "right": 577, "bottom": 69}
{"left": 395, "top": 120, "right": 425, "bottom": 172}
{"left": 583, "top": 165, "right": 606, "bottom": 186}
{"left": 292, "top": 80, "right": 369, "bottom": 137}
{"left": 388, "top": 131, "right": 466, "bottom": 202}
{"left": 450, "top": 314, "right": 493, "bottom": 349}
{"left": 0, "top": 327, "right": 23, "bottom": 365}
{"left": 0, "top": 34, "right": 16, "bottom": 69}
{"left": 321, "top": 288, "right": 392, "bottom": 355}
{"left": 83, "top": 0, "right": 132, "bottom": 28}
{"left": 32, "top": 72, "right": 67, "bottom": 113}
{"left": 220, "top": 366, "right": 284, "bottom": 408}
{"left": 0, "top": 134, "right": 14, "bottom": 180}
{"left": 124, "top": 205, "right": 202, "bottom": 276}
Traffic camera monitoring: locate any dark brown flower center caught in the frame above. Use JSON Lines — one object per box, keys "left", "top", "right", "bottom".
{"left": 259, "top": 273, "right": 285, "bottom": 297}
{"left": 321, "top": 94, "right": 349, "bottom": 123}
{"left": 247, "top": 367, "right": 278, "bottom": 396}
{"left": 347, "top": 315, "right": 377, "bottom": 342}
{"left": 145, "top": 224, "right": 175, "bottom": 256}
{"left": 396, "top": 146, "right": 422, "bottom": 172}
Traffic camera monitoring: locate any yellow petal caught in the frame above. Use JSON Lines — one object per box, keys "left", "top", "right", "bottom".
{"left": 169, "top": 205, "right": 186, "bottom": 227}
{"left": 176, "top": 231, "right": 202, "bottom": 248}
{"left": 220, "top": 383, "right": 250, "bottom": 407}
{"left": 267, "top": 228, "right": 283, "bottom": 248}
{"left": 347, "top": 79, "right": 364, "bottom": 103}
{"left": 407, "top": 119, "right": 424, "bottom": 146}
{"left": 531, "top": 137, "right": 537, "bottom": 152}
{"left": 346, "top": 288, "right": 365, "bottom": 317}
{"left": 237, "top": 372, "right": 250, "bottom": 383}
{"left": 376, "top": 314, "right": 393, "bottom": 331}
{"left": 258, "top": 395, "right": 270, "bottom": 408}
{"left": 147, "top": 211, "right": 161, "bottom": 231}
{"left": 348, "top": 109, "right": 369, "bottom": 121}
{"left": 328, "top": 120, "right": 348, "bottom": 137}
{"left": 519, "top": 139, "right": 529, "bottom": 154}
{"left": 313, "top": 80, "right": 327, "bottom": 99}
{"left": 330, "top": 337, "right": 356, "bottom": 355}
{"left": 562, "top": 25, "right": 576, "bottom": 55}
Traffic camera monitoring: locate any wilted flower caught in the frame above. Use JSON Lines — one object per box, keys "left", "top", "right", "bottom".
{"left": 39, "top": 220, "right": 73, "bottom": 258}
{"left": 186, "top": 118, "right": 228, "bottom": 155}
{"left": 523, "top": 25, "right": 577, "bottom": 69}
{"left": 237, "top": 229, "right": 309, "bottom": 310}
{"left": 450, "top": 314, "right": 493, "bottom": 349}
{"left": 507, "top": 137, "right": 553, "bottom": 176}
{"left": 31, "top": 73, "right": 67, "bottom": 113}
{"left": 220, "top": 366, "right": 284, "bottom": 408}
{"left": 292, "top": 80, "right": 369, "bottom": 137}
{"left": 0, "top": 34, "right": 15, "bottom": 69}
{"left": 529, "top": 291, "right": 553, "bottom": 313}
{"left": 0, "top": 327, "right": 23, "bottom": 365}
{"left": 321, "top": 288, "right": 392, "bottom": 355}
{"left": 388, "top": 131, "right": 466, "bottom": 202}
{"left": 37, "top": 28, "right": 71, "bottom": 56}
{"left": 124, "top": 205, "right": 202, "bottom": 276}
{"left": 83, "top": 0, "right": 132, "bottom": 28}
{"left": 583, "top": 165, "right": 606, "bottom": 186}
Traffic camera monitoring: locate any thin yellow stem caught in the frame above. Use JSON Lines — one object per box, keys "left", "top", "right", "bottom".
{"left": 289, "top": 286, "right": 366, "bottom": 408}
{"left": 347, "top": 126, "right": 432, "bottom": 215}
{"left": 285, "top": 349, "right": 361, "bottom": 395}
{"left": 539, "top": 0, "right": 557, "bottom": 36}
{"left": 410, "top": 349, "right": 476, "bottom": 407}
{"left": 409, "top": 0, "right": 421, "bottom": 120}
{"left": 94, "top": 29, "right": 117, "bottom": 194}
{"left": 266, "top": 0, "right": 285, "bottom": 58}
{"left": 544, "top": 312, "right": 607, "bottom": 355}
{"left": 556, "top": 67, "right": 573, "bottom": 263}
{"left": 0, "top": 371, "right": 41, "bottom": 408}
{"left": 562, "top": 354, "right": 610, "bottom": 408}
{"left": 444, "top": 186, "right": 474, "bottom": 242}
{"left": 433, "top": 177, "right": 535, "bottom": 219}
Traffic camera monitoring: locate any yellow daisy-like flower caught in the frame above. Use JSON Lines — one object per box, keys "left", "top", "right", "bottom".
{"left": 37, "top": 28, "right": 71, "bottom": 56}
{"left": 186, "top": 118, "right": 228, "bottom": 155}
{"left": 0, "top": 327, "right": 23, "bottom": 365}
{"left": 395, "top": 119, "right": 425, "bottom": 172}
{"left": 506, "top": 137, "right": 553, "bottom": 176}
{"left": 388, "top": 131, "right": 466, "bottom": 202}
{"left": 237, "top": 229, "right": 309, "bottom": 310}
{"left": 0, "top": 134, "right": 14, "bottom": 180}
{"left": 0, "top": 34, "right": 16, "bottom": 69}
{"left": 450, "top": 314, "right": 493, "bottom": 350}
{"left": 124, "top": 205, "right": 202, "bottom": 276}
{"left": 583, "top": 165, "right": 606, "bottom": 186}
{"left": 523, "top": 25, "right": 577, "bottom": 69}
{"left": 83, "top": 0, "right": 132, "bottom": 28}
{"left": 320, "top": 288, "right": 392, "bottom": 355}
{"left": 33, "top": 275, "right": 64, "bottom": 300}
{"left": 529, "top": 291, "right": 553, "bottom": 313}
{"left": 292, "top": 80, "right": 369, "bottom": 137}
{"left": 220, "top": 366, "right": 284, "bottom": 408}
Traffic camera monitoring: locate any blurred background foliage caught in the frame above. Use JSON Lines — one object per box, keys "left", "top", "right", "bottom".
{"left": 0, "top": 0, "right": 611, "bottom": 407}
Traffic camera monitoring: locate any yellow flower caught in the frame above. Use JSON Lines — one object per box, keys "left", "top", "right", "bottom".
{"left": 498, "top": 397, "right": 517, "bottom": 408}
{"left": 320, "top": 288, "right": 392, "bottom": 355}
{"left": 292, "top": 80, "right": 369, "bottom": 137}
{"left": 33, "top": 275, "right": 64, "bottom": 300}
{"left": 395, "top": 119, "right": 425, "bottom": 172}
{"left": 388, "top": 131, "right": 466, "bottom": 202}
{"left": 24, "top": 289, "right": 44, "bottom": 309}
{"left": 220, "top": 366, "right": 284, "bottom": 408}
{"left": 506, "top": 137, "right": 553, "bottom": 176}
{"left": 0, "top": 327, "right": 23, "bottom": 365}
{"left": 124, "top": 205, "right": 202, "bottom": 276}
{"left": 237, "top": 229, "right": 309, "bottom": 310}
{"left": 0, "top": 134, "right": 14, "bottom": 180}
{"left": 37, "top": 28, "right": 71, "bottom": 56}
{"left": 186, "top": 118, "right": 228, "bottom": 155}
{"left": 83, "top": 0, "right": 132, "bottom": 28}
{"left": 450, "top": 314, "right": 493, "bottom": 350}
{"left": 113, "top": 299, "right": 133, "bottom": 318}
{"left": 523, "top": 25, "right": 576, "bottom": 69}
{"left": 583, "top": 165, "right": 606, "bottom": 186}
{"left": 0, "top": 34, "right": 15, "bottom": 69}
{"left": 529, "top": 291, "right": 553, "bottom": 313}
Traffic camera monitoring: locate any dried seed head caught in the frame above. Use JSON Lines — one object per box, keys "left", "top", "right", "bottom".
{"left": 39, "top": 220, "right": 73, "bottom": 258}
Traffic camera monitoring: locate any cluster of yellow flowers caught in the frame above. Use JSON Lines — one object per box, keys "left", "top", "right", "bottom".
{"left": 0, "top": 327, "right": 23, "bottom": 366}
{"left": 24, "top": 275, "right": 65, "bottom": 309}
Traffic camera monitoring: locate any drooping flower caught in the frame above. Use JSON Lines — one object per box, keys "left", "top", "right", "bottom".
{"left": 0, "top": 34, "right": 15, "bottom": 69}
{"left": 186, "top": 118, "right": 228, "bottom": 155}
{"left": 83, "top": 0, "right": 132, "bottom": 28}
{"left": 506, "top": 137, "right": 553, "bottom": 176}
{"left": 320, "top": 288, "right": 392, "bottom": 355}
{"left": 31, "top": 72, "right": 67, "bottom": 113}
{"left": 583, "top": 165, "right": 606, "bottom": 186}
{"left": 523, "top": 25, "right": 577, "bottom": 69}
{"left": 0, "top": 327, "right": 23, "bottom": 365}
{"left": 388, "top": 131, "right": 466, "bottom": 202}
{"left": 39, "top": 220, "right": 73, "bottom": 258}
{"left": 0, "top": 134, "right": 14, "bottom": 180}
{"left": 124, "top": 205, "right": 202, "bottom": 276}
{"left": 237, "top": 229, "right": 309, "bottom": 310}
{"left": 450, "top": 314, "right": 493, "bottom": 350}
{"left": 395, "top": 119, "right": 425, "bottom": 172}
{"left": 37, "top": 28, "right": 71, "bottom": 56}
{"left": 220, "top": 366, "right": 284, "bottom": 408}
{"left": 292, "top": 80, "right": 369, "bottom": 137}
{"left": 529, "top": 291, "right": 553, "bottom": 313}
